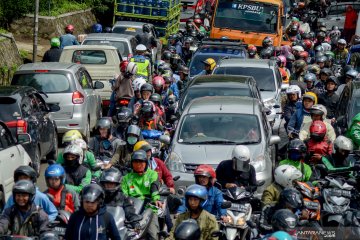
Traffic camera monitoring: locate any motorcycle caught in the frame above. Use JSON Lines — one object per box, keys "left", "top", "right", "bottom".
{"left": 48, "top": 210, "right": 71, "bottom": 239}
{"left": 295, "top": 181, "right": 321, "bottom": 222}
{"left": 141, "top": 130, "right": 171, "bottom": 159}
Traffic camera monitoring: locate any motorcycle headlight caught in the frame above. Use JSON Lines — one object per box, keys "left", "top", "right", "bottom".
{"left": 227, "top": 215, "right": 234, "bottom": 225}
{"left": 166, "top": 152, "right": 186, "bottom": 172}
{"left": 236, "top": 217, "right": 246, "bottom": 226}
{"left": 251, "top": 154, "right": 266, "bottom": 172}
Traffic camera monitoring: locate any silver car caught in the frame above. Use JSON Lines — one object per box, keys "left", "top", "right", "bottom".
{"left": 166, "top": 96, "right": 280, "bottom": 197}
{"left": 11, "top": 63, "right": 104, "bottom": 142}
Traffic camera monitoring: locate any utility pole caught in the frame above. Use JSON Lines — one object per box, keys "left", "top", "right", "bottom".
{"left": 33, "top": 0, "right": 39, "bottom": 62}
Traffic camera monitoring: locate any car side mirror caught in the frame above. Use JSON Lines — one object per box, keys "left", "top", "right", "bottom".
{"left": 256, "top": 180, "right": 265, "bottom": 187}
{"left": 264, "top": 107, "right": 272, "bottom": 115}
{"left": 47, "top": 104, "right": 60, "bottom": 112}
{"left": 269, "top": 135, "right": 281, "bottom": 145}
{"left": 281, "top": 84, "right": 289, "bottom": 91}
{"left": 17, "top": 133, "right": 31, "bottom": 144}
{"left": 159, "top": 135, "right": 171, "bottom": 145}
{"left": 94, "top": 81, "right": 104, "bottom": 89}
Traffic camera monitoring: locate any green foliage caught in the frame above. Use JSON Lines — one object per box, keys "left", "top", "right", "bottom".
{"left": 39, "top": 1, "right": 88, "bottom": 16}
{"left": 91, "top": 0, "right": 114, "bottom": 27}
{"left": 0, "top": 0, "right": 33, "bottom": 27}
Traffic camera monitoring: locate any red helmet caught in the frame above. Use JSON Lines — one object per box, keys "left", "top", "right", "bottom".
{"left": 299, "top": 51, "right": 309, "bottom": 60}
{"left": 152, "top": 76, "right": 165, "bottom": 88}
{"left": 120, "top": 61, "right": 129, "bottom": 72}
{"left": 310, "top": 120, "right": 327, "bottom": 139}
{"left": 65, "top": 24, "right": 74, "bottom": 33}
{"left": 302, "top": 40, "right": 313, "bottom": 50}
{"left": 298, "top": 2, "right": 305, "bottom": 8}
{"left": 194, "top": 164, "right": 216, "bottom": 186}
{"left": 194, "top": 18, "right": 202, "bottom": 24}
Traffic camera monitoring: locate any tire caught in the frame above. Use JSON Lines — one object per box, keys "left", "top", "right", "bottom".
{"left": 46, "top": 131, "right": 58, "bottom": 161}
{"left": 32, "top": 146, "right": 41, "bottom": 177}
{"left": 84, "top": 119, "right": 91, "bottom": 143}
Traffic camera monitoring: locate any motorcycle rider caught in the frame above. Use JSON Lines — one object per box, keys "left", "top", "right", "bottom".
{"left": 216, "top": 145, "right": 258, "bottom": 192}
{"left": 0, "top": 180, "right": 50, "bottom": 236}
{"left": 304, "top": 73, "right": 320, "bottom": 96}
{"left": 168, "top": 34, "right": 183, "bottom": 56}
{"left": 283, "top": 85, "right": 302, "bottom": 131}
{"left": 4, "top": 166, "right": 58, "bottom": 221}
{"left": 289, "top": 60, "right": 307, "bottom": 82}
{"left": 162, "top": 71, "right": 180, "bottom": 103}
{"left": 133, "top": 83, "right": 154, "bottom": 115}
{"left": 261, "top": 207, "right": 299, "bottom": 236}
{"left": 198, "top": 58, "right": 216, "bottom": 76}
{"left": 248, "top": 45, "right": 259, "bottom": 59}
{"left": 121, "top": 150, "right": 161, "bottom": 240}
{"left": 150, "top": 93, "right": 166, "bottom": 123}
{"left": 315, "top": 67, "right": 332, "bottom": 95}
{"left": 114, "top": 107, "right": 133, "bottom": 140}
{"left": 42, "top": 38, "right": 62, "bottom": 62}
{"left": 318, "top": 76, "right": 340, "bottom": 121}
{"left": 182, "top": 37, "right": 193, "bottom": 64}
{"left": 347, "top": 112, "right": 360, "bottom": 149}
{"left": 334, "top": 39, "right": 348, "bottom": 62}
{"left": 135, "top": 24, "right": 157, "bottom": 51}
{"left": 65, "top": 183, "right": 121, "bottom": 240}
{"left": 128, "top": 77, "right": 147, "bottom": 112}
{"left": 130, "top": 44, "right": 151, "bottom": 81}
{"left": 167, "top": 184, "right": 219, "bottom": 240}
{"left": 60, "top": 24, "right": 79, "bottom": 49}
{"left": 43, "top": 164, "right": 80, "bottom": 213}
{"left": 138, "top": 101, "right": 164, "bottom": 130}
{"left": 61, "top": 144, "right": 91, "bottom": 193}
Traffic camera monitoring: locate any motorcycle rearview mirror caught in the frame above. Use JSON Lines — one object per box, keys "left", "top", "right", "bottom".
{"left": 256, "top": 180, "right": 265, "bottom": 187}
{"left": 221, "top": 201, "right": 232, "bottom": 209}
{"left": 47, "top": 159, "right": 56, "bottom": 165}
{"left": 347, "top": 178, "right": 357, "bottom": 186}
{"left": 173, "top": 176, "right": 180, "bottom": 181}
{"left": 159, "top": 135, "right": 171, "bottom": 145}
{"left": 211, "top": 231, "right": 222, "bottom": 237}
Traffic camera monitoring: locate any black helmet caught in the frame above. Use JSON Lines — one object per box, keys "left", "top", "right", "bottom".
{"left": 286, "top": 53, "right": 295, "bottom": 62}
{"left": 317, "top": 31, "right": 326, "bottom": 39}
{"left": 279, "top": 188, "right": 304, "bottom": 210}
{"left": 100, "top": 167, "right": 122, "bottom": 194}
{"left": 168, "top": 46, "right": 177, "bottom": 54}
{"left": 117, "top": 107, "right": 133, "bottom": 123}
{"left": 326, "top": 76, "right": 339, "bottom": 87}
{"left": 132, "top": 149, "right": 147, "bottom": 162}
{"left": 169, "top": 34, "right": 179, "bottom": 42}
{"left": 14, "top": 166, "right": 37, "bottom": 183}
{"left": 162, "top": 51, "right": 172, "bottom": 61}
{"left": 183, "top": 37, "right": 194, "bottom": 44}
{"left": 170, "top": 54, "right": 181, "bottom": 65}
{"left": 320, "top": 68, "right": 332, "bottom": 76}
{"left": 271, "top": 209, "right": 298, "bottom": 232}
{"left": 314, "top": 45, "right": 324, "bottom": 53}
{"left": 12, "top": 180, "right": 36, "bottom": 204}
{"left": 301, "top": 32, "right": 311, "bottom": 40}
{"left": 262, "top": 36, "right": 273, "bottom": 48}
{"left": 143, "top": 24, "right": 151, "bottom": 33}
{"left": 260, "top": 47, "right": 274, "bottom": 59}
{"left": 81, "top": 183, "right": 105, "bottom": 206}
{"left": 39, "top": 232, "right": 59, "bottom": 240}
{"left": 190, "top": 30, "right": 197, "bottom": 38}
{"left": 174, "top": 219, "right": 201, "bottom": 240}
{"left": 96, "top": 117, "right": 112, "bottom": 130}
{"left": 288, "top": 139, "right": 307, "bottom": 161}
{"left": 140, "top": 83, "right": 154, "bottom": 93}
{"left": 293, "top": 60, "right": 306, "bottom": 70}
{"left": 316, "top": 55, "right": 327, "bottom": 63}
{"left": 178, "top": 65, "right": 189, "bottom": 75}
{"left": 141, "top": 101, "right": 155, "bottom": 117}
{"left": 150, "top": 93, "right": 162, "bottom": 105}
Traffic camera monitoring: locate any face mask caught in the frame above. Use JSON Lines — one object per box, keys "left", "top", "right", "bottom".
{"left": 65, "top": 159, "right": 79, "bottom": 167}
{"left": 127, "top": 136, "right": 138, "bottom": 145}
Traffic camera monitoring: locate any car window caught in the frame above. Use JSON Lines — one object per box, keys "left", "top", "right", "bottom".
{"left": 21, "top": 96, "right": 36, "bottom": 117}
{"left": 328, "top": 4, "right": 360, "bottom": 16}
{"left": 112, "top": 26, "right": 142, "bottom": 36}
{"left": 12, "top": 73, "right": 71, "bottom": 93}
{"left": 82, "top": 39, "right": 130, "bottom": 57}
{"left": 78, "top": 71, "right": 92, "bottom": 89}
{"left": 0, "top": 97, "right": 21, "bottom": 122}
{"left": 72, "top": 50, "right": 107, "bottom": 64}
{"left": 275, "top": 67, "right": 282, "bottom": 88}
{"left": 0, "top": 125, "right": 13, "bottom": 150}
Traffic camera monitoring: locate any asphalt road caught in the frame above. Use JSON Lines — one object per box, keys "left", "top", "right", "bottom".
{"left": 37, "top": 148, "right": 64, "bottom": 192}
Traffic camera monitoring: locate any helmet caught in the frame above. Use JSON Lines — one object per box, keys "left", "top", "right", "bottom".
{"left": 100, "top": 167, "right": 122, "bottom": 194}
{"left": 231, "top": 145, "right": 251, "bottom": 172}
{"left": 141, "top": 100, "right": 156, "bottom": 117}
{"left": 133, "top": 77, "right": 147, "bottom": 91}
{"left": 279, "top": 188, "right": 304, "bottom": 210}
{"left": 65, "top": 24, "right": 74, "bottom": 33}
{"left": 292, "top": 45, "right": 304, "bottom": 52}
{"left": 302, "top": 92, "right": 318, "bottom": 104}
{"left": 149, "top": 93, "right": 162, "bottom": 105}
{"left": 248, "top": 44, "right": 257, "bottom": 56}
{"left": 162, "top": 51, "right": 172, "bottom": 61}
{"left": 185, "top": 184, "right": 208, "bottom": 209}
{"left": 194, "top": 164, "right": 216, "bottom": 186}
{"left": 338, "top": 39, "right": 347, "bottom": 45}
{"left": 143, "top": 24, "right": 151, "bottom": 33}
{"left": 170, "top": 54, "right": 181, "bottom": 65}
{"left": 178, "top": 65, "right": 189, "bottom": 75}
{"left": 120, "top": 60, "right": 129, "bottom": 72}
{"left": 309, "top": 104, "right": 327, "bottom": 119}
{"left": 278, "top": 55, "right": 286, "bottom": 66}
{"left": 293, "top": 60, "right": 306, "bottom": 70}
{"left": 202, "top": 58, "right": 216, "bottom": 71}
{"left": 92, "top": 23, "right": 102, "bottom": 33}
{"left": 126, "top": 62, "right": 138, "bottom": 75}
{"left": 309, "top": 120, "right": 327, "bottom": 140}
{"left": 320, "top": 68, "right": 332, "bottom": 76}
{"left": 152, "top": 76, "right": 165, "bottom": 88}
{"left": 154, "top": 60, "right": 165, "bottom": 72}
{"left": 286, "top": 85, "right": 302, "bottom": 98}
{"left": 136, "top": 44, "right": 147, "bottom": 52}
{"left": 271, "top": 231, "right": 293, "bottom": 240}
{"left": 262, "top": 36, "right": 273, "bottom": 48}
{"left": 71, "top": 138, "right": 87, "bottom": 151}
{"left": 12, "top": 180, "right": 36, "bottom": 204}
{"left": 174, "top": 219, "right": 201, "bottom": 240}
{"left": 321, "top": 42, "right": 331, "bottom": 52}
{"left": 326, "top": 76, "right": 339, "bottom": 90}
{"left": 274, "top": 165, "right": 303, "bottom": 188}
{"left": 316, "top": 55, "right": 327, "bottom": 63}
{"left": 39, "top": 232, "right": 59, "bottom": 240}
{"left": 194, "top": 18, "right": 202, "bottom": 24}
{"left": 14, "top": 166, "right": 37, "bottom": 183}
{"left": 81, "top": 183, "right": 105, "bottom": 206}
{"left": 140, "top": 83, "right": 154, "bottom": 93}
{"left": 62, "top": 130, "right": 82, "bottom": 145}
{"left": 302, "top": 39, "right": 313, "bottom": 50}
{"left": 334, "top": 136, "right": 354, "bottom": 152}
{"left": 104, "top": 27, "right": 112, "bottom": 33}
{"left": 346, "top": 69, "right": 359, "bottom": 79}
{"left": 304, "top": 73, "right": 317, "bottom": 83}
{"left": 50, "top": 38, "right": 60, "bottom": 48}
{"left": 274, "top": 46, "right": 282, "bottom": 56}
{"left": 271, "top": 209, "right": 298, "bottom": 232}
{"left": 307, "top": 64, "right": 321, "bottom": 75}
{"left": 286, "top": 54, "right": 295, "bottom": 62}
{"left": 260, "top": 47, "right": 274, "bottom": 59}
{"left": 45, "top": 164, "right": 66, "bottom": 185}
{"left": 299, "top": 51, "right": 309, "bottom": 60}
{"left": 96, "top": 117, "right": 113, "bottom": 133}
{"left": 117, "top": 107, "right": 133, "bottom": 123}
{"left": 131, "top": 150, "right": 148, "bottom": 173}
{"left": 288, "top": 139, "right": 307, "bottom": 161}
{"left": 317, "top": 31, "right": 326, "bottom": 39}
{"left": 127, "top": 125, "right": 141, "bottom": 137}
{"left": 314, "top": 45, "right": 324, "bottom": 53}
{"left": 133, "top": 140, "right": 152, "bottom": 152}
{"left": 63, "top": 144, "right": 84, "bottom": 165}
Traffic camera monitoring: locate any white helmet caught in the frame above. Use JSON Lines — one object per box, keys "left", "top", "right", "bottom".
{"left": 63, "top": 144, "right": 84, "bottom": 164}
{"left": 71, "top": 138, "right": 87, "bottom": 151}
{"left": 126, "top": 62, "right": 138, "bottom": 75}
{"left": 286, "top": 85, "right": 302, "bottom": 98}
{"left": 321, "top": 42, "right": 332, "bottom": 52}
{"left": 231, "top": 145, "right": 251, "bottom": 172}
{"left": 292, "top": 45, "right": 304, "bottom": 52}
{"left": 338, "top": 39, "right": 347, "bottom": 45}
{"left": 132, "top": 77, "right": 147, "bottom": 91}
{"left": 136, "top": 44, "right": 147, "bottom": 51}
{"left": 334, "top": 136, "right": 354, "bottom": 152}
{"left": 309, "top": 104, "right": 327, "bottom": 119}
{"left": 274, "top": 165, "right": 303, "bottom": 188}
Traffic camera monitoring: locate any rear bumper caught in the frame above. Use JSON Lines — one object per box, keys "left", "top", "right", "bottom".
{"left": 54, "top": 109, "right": 88, "bottom": 135}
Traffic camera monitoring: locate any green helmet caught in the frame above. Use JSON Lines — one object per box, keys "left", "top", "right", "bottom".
{"left": 50, "top": 37, "right": 60, "bottom": 47}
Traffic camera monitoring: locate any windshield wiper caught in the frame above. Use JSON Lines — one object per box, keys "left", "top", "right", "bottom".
{"left": 237, "top": 141, "right": 259, "bottom": 145}
{"left": 191, "top": 140, "right": 237, "bottom": 144}
{"left": 259, "top": 88, "right": 273, "bottom": 91}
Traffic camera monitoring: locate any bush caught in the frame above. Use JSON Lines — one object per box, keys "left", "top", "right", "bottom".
{"left": 0, "top": 0, "right": 33, "bottom": 27}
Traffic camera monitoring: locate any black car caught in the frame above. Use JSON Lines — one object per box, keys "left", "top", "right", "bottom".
{"left": 0, "top": 86, "right": 60, "bottom": 175}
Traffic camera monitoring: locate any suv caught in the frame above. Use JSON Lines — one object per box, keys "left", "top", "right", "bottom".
{"left": 213, "top": 59, "right": 283, "bottom": 132}
{"left": 166, "top": 96, "right": 280, "bottom": 197}
{"left": 189, "top": 38, "right": 247, "bottom": 79}
{"left": 11, "top": 63, "right": 104, "bottom": 142}
{"left": 0, "top": 121, "right": 32, "bottom": 210}
{"left": 0, "top": 86, "right": 59, "bottom": 175}
{"left": 178, "top": 74, "right": 262, "bottom": 114}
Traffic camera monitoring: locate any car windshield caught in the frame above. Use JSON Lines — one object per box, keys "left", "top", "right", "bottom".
{"left": 82, "top": 39, "right": 130, "bottom": 57}
{"left": 0, "top": 97, "right": 20, "bottom": 122}
{"left": 214, "top": 0, "right": 279, "bottom": 33}
{"left": 181, "top": 87, "right": 252, "bottom": 110}
{"left": 328, "top": 4, "right": 360, "bottom": 16}
{"left": 12, "top": 73, "right": 71, "bottom": 93}
{"left": 112, "top": 26, "right": 142, "bottom": 36}
{"left": 213, "top": 67, "right": 276, "bottom": 91}
{"left": 178, "top": 113, "right": 261, "bottom": 144}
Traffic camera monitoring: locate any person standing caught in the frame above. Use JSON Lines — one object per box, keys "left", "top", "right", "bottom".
{"left": 344, "top": 5, "right": 358, "bottom": 43}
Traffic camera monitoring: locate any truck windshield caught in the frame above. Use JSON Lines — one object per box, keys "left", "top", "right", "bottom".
{"left": 214, "top": 0, "right": 279, "bottom": 34}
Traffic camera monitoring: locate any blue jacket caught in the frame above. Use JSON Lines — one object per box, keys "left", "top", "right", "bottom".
{"left": 287, "top": 102, "right": 310, "bottom": 132}
{"left": 60, "top": 34, "right": 79, "bottom": 49}
{"left": 4, "top": 188, "right": 58, "bottom": 221}
{"left": 65, "top": 206, "right": 120, "bottom": 240}
{"left": 177, "top": 186, "right": 226, "bottom": 218}
{"left": 175, "top": 42, "right": 183, "bottom": 57}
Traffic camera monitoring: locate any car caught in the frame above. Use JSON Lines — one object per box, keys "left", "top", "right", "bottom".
{"left": 0, "top": 120, "right": 32, "bottom": 210}
{"left": 188, "top": 38, "right": 247, "bottom": 79}
{"left": 212, "top": 58, "right": 283, "bottom": 133}
{"left": 178, "top": 74, "right": 262, "bottom": 114}
{"left": 318, "top": 2, "right": 360, "bottom": 30}
{"left": 0, "top": 86, "right": 60, "bottom": 175}
{"left": 166, "top": 96, "right": 281, "bottom": 197}
{"left": 11, "top": 62, "right": 104, "bottom": 142}
{"left": 82, "top": 33, "right": 138, "bottom": 60}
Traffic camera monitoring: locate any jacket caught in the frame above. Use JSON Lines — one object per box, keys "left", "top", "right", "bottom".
{"left": 305, "top": 137, "right": 333, "bottom": 163}
{"left": 64, "top": 206, "right": 120, "bottom": 240}
{"left": 135, "top": 32, "right": 157, "bottom": 50}
{"left": 344, "top": 6, "right": 358, "bottom": 29}
{"left": 177, "top": 186, "right": 227, "bottom": 218}
{"left": 0, "top": 204, "right": 49, "bottom": 236}
{"left": 167, "top": 210, "right": 219, "bottom": 240}
{"left": 279, "top": 159, "right": 312, "bottom": 182}
{"left": 299, "top": 120, "right": 336, "bottom": 142}
{"left": 130, "top": 55, "right": 150, "bottom": 78}
{"left": 42, "top": 47, "right": 62, "bottom": 62}
{"left": 347, "top": 113, "right": 360, "bottom": 148}
{"left": 60, "top": 34, "right": 79, "bottom": 49}
{"left": 121, "top": 169, "right": 160, "bottom": 202}
{"left": 4, "top": 188, "right": 58, "bottom": 222}
{"left": 149, "top": 157, "right": 174, "bottom": 188}
{"left": 110, "top": 143, "right": 132, "bottom": 167}
{"left": 57, "top": 151, "right": 101, "bottom": 178}
{"left": 283, "top": 101, "right": 298, "bottom": 124}
{"left": 287, "top": 104, "right": 311, "bottom": 132}
{"left": 44, "top": 185, "right": 80, "bottom": 213}
{"left": 261, "top": 182, "right": 283, "bottom": 207}
{"left": 88, "top": 136, "right": 124, "bottom": 160}
{"left": 289, "top": 72, "right": 305, "bottom": 82}
{"left": 113, "top": 73, "right": 134, "bottom": 99}
{"left": 318, "top": 92, "right": 339, "bottom": 119}
{"left": 334, "top": 49, "right": 349, "bottom": 62}
{"left": 63, "top": 164, "right": 91, "bottom": 194}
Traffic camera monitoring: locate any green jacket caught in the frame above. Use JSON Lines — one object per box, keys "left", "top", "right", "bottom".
{"left": 261, "top": 182, "right": 282, "bottom": 207}
{"left": 347, "top": 112, "right": 360, "bottom": 149}
{"left": 57, "top": 151, "right": 101, "bottom": 178}
{"left": 65, "top": 168, "right": 92, "bottom": 194}
{"left": 279, "top": 159, "right": 312, "bottom": 182}
{"left": 121, "top": 169, "right": 160, "bottom": 202}
{"left": 167, "top": 210, "right": 219, "bottom": 240}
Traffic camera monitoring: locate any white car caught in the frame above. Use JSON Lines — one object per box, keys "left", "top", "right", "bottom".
{"left": 318, "top": 2, "right": 360, "bottom": 30}
{"left": 0, "top": 121, "right": 32, "bottom": 210}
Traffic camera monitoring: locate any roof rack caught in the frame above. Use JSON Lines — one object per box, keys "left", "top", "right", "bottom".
{"left": 200, "top": 38, "right": 248, "bottom": 48}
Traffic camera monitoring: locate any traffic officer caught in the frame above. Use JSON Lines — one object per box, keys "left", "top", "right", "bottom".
{"left": 130, "top": 44, "right": 151, "bottom": 81}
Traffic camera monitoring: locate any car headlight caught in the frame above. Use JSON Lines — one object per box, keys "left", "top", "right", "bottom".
{"left": 263, "top": 99, "right": 276, "bottom": 109}
{"left": 251, "top": 154, "right": 266, "bottom": 172}
{"left": 166, "top": 152, "right": 186, "bottom": 172}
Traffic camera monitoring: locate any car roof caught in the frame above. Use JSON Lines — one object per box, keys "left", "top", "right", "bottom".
{"left": 113, "top": 21, "right": 149, "bottom": 27}
{"left": 62, "top": 45, "right": 118, "bottom": 50}
{"left": 84, "top": 33, "right": 135, "bottom": 40}
{"left": 17, "top": 62, "right": 80, "bottom": 71}
{"left": 184, "top": 96, "right": 260, "bottom": 114}
{"left": 189, "top": 75, "right": 256, "bottom": 87}
{"left": 330, "top": 2, "right": 360, "bottom": 6}
{"left": 217, "top": 58, "right": 276, "bottom": 68}
{"left": 0, "top": 86, "right": 35, "bottom": 98}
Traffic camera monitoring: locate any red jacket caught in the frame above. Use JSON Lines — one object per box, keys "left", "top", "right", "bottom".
{"left": 46, "top": 185, "right": 78, "bottom": 213}
{"left": 306, "top": 137, "right": 333, "bottom": 163}
{"left": 345, "top": 6, "right": 358, "bottom": 29}
{"left": 151, "top": 157, "right": 174, "bottom": 188}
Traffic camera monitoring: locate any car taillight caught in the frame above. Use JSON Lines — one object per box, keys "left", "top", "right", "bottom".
{"left": 118, "top": 99, "right": 129, "bottom": 106}
{"left": 102, "top": 100, "right": 110, "bottom": 107}
{"left": 6, "top": 120, "right": 28, "bottom": 135}
{"left": 72, "top": 91, "right": 84, "bottom": 104}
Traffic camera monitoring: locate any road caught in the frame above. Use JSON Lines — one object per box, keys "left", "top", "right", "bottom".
{"left": 37, "top": 148, "right": 64, "bottom": 192}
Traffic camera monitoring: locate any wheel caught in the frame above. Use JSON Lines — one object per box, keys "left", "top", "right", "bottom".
{"left": 84, "top": 119, "right": 91, "bottom": 143}
{"left": 46, "top": 131, "right": 58, "bottom": 160}
{"left": 32, "top": 146, "right": 41, "bottom": 177}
